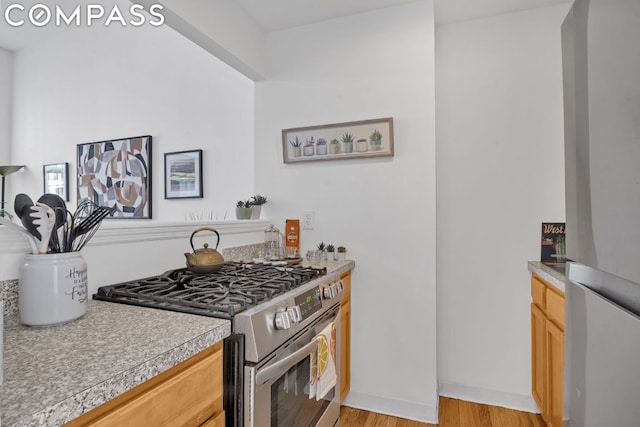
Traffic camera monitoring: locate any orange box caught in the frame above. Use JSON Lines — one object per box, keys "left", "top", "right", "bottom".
{"left": 285, "top": 219, "right": 300, "bottom": 249}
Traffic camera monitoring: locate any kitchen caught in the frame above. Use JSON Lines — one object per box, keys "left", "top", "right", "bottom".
{"left": 1, "top": 0, "right": 571, "bottom": 425}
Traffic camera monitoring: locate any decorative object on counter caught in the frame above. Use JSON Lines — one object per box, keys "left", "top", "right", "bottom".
{"left": 316, "top": 138, "right": 328, "bottom": 155}
{"left": 164, "top": 149, "right": 203, "bottom": 199}
{"left": 370, "top": 129, "right": 383, "bottom": 151}
{"left": 289, "top": 136, "right": 302, "bottom": 158}
{"left": 281, "top": 117, "right": 394, "bottom": 163}
{"left": 541, "top": 222, "right": 566, "bottom": 264}
{"left": 306, "top": 249, "right": 323, "bottom": 264}
{"left": 184, "top": 227, "right": 225, "bottom": 273}
{"left": 341, "top": 133, "right": 354, "bottom": 154}
{"left": 336, "top": 246, "right": 347, "bottom": 261}
{"left": 264, "top": 223, "right": 283, "bottom": 260}
{"left": 235, "top": 200, "right": 252, "bottom": 219}
{"left": 77, "top": 135, "right": 152, "bottom": 219}
{"left": 317, "top": 241, "right": 327, "bottom": 260}
{"left": 0, "top": 164, "right": 25, "bottom": 219}
{"left": 19, "top": 251, "right": 88, "bottom": 326}
{"left": 249, "top": 194, "right": 268, "bottom": 219}
{"left": 326, "top": 244, "right": 335, "bottom": 260}
{"left": 285, "top": 219, "right": 300, "bottom": 250}
{"left": 43, "top": 162, "right": 69, "bottom": 202}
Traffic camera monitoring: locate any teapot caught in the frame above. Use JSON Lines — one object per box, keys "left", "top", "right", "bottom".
{"left": 184, "top": 227, "right": 225, "bottom": 273}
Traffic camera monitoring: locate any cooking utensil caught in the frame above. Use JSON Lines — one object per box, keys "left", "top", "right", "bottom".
{"left": 0, "top": 216, "right": 39, "bottom": 254}
{"left": 71, "top": 205, "right": 113, "bottom": 251}
{"left": 13, "top": 193, "right": 34, "bottom": 220}
{"left": 29, "top": 203, "right": 56, "bottom": 254}
{"left": 20, "top": 206, "right": 42, "bottom": 241}
{"left": 184, "top": 227, "right": 225, "bottom": 273}
{"left": 37, "top": 194, "right": 67, "bottom": 252}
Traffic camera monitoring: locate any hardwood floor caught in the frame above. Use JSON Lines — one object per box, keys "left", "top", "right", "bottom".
{"left": 340, "top": 397, "right": 545, "bottom": 427}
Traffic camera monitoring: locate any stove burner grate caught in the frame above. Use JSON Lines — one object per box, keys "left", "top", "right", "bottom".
{"left": 93, "top": 262, "right": 326, "bottom": 319}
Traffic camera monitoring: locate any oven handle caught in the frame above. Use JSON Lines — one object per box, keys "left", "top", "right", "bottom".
{"left": 255, "top": 339, "right": 318, "bottom": 386}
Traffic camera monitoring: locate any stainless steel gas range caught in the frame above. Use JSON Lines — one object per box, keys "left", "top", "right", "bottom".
{"left": 94, "top": 262, "right": 346, "bottom": 427}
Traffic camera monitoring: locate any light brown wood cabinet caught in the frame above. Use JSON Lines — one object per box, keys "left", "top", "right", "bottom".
{"left": 64, "top": 341, "right": 224, "bottom": 427}
{"left": 340, "top": 271, "right": 351, "bottom": 403}
{"left": 530, "top": 274, "right": 565, "bottom": 427}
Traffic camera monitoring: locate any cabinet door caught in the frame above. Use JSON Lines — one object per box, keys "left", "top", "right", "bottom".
{"left": 546, "top": 319, "right": 565, "bottom": 427}
{"left": 340, "top": 271, "right": 351, "bottom": 403}
{"left": 66, "top": 344, "right": 223, "bottom": 427}
{"left": 531, "top": 303, "right": 546, "bottom": 415}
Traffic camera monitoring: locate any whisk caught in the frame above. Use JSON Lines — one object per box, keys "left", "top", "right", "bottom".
{"left": 68, "top": 200, "right": 114, "bottom": 252}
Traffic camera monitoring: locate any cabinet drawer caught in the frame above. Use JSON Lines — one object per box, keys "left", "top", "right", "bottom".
{"left": 531, "top": 276, "right": 546, "bottom": 309}
{"left": 546, "top": 289, "right": 565, "bottom": 329}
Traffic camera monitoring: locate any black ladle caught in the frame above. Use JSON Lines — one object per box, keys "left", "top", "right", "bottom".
{"left": 14, "top": 193, "right": 33, "bottom": 220}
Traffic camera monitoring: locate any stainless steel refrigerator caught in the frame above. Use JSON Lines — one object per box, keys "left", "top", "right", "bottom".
{"left": 562, "top": 0, "right": 640, "bottom": 425}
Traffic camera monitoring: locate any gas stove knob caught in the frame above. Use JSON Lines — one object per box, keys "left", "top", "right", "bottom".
{"left": 287, "top": 305, "right": 302, "bottom": 323}
{"left": 323, "top": 285, "right": 334, "bottom": 299}
{"left": 274, "top": 308, "right": 291, "bottom": 330}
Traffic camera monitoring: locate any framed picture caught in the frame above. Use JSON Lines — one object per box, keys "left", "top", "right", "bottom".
{"left": 164, "top": 149, "right": 203, "bottom": 199}
{"left": 77, "top": 135, "right": 152, "bottom": 219}
{"left": 282, "top": 117, "right": 394, "bottom": 163}
{"left": 43, "top": 162, "right": 69, "bottom": 201}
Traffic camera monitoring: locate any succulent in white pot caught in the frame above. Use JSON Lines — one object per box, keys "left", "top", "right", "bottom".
{"left": 249, "top": 194, "right": 267, "bottom": 219}
{"left": 370, "top": 129, "right": 382, "bottom": 151}
{"left": 316, "top": 138, "right": 327, "bottom": 155}
{"left": 341, "top": 133, "right": 354, "bottom": 153}
{"left": 289, "top": 136, "right": 302, "bottom": 158}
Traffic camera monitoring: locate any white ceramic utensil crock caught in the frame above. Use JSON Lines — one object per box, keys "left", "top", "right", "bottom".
{"left": 19, "top": 252, "right": 88, "bottom": 326}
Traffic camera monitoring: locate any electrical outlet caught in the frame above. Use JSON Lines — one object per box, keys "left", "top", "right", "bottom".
{"left": 303, "top": 210, "right": 315, "bottom": 230}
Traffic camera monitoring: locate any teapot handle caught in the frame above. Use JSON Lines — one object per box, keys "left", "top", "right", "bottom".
{"left": 190, "top": 227, "right": 221, "bottom": 251}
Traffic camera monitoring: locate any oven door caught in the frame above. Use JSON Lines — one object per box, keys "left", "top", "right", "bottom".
{"left": 245, "top": 305, "right": 341, "bottom": 427}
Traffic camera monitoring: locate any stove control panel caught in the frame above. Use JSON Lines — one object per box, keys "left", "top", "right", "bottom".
{"left": 274, "top": 286, "right": 323, "bottom": 330}
{"left": 321, "top": 280, "right": 344, "bottom": 300}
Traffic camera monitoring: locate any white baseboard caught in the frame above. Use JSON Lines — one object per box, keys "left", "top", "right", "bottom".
{"left": 343, "top": 391, "right": 438, "bottom": 424}
{"left": 438, "top": 381, "right": 540, "bottom": 414}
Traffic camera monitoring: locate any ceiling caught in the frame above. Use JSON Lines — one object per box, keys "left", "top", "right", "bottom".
{"left": 0, "top": 0, "right": 571, "bottom": 51}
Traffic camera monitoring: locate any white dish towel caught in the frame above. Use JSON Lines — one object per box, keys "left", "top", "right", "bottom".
{"left": 315, "top": 321, "right": 337, "bottom": 400}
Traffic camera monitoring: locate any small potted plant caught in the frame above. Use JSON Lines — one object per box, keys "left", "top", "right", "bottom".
{"left": 249, "top": 194, "right": 267, "bottom": 219}
{"left": 370, "top": 129, "right": 382, "bottom": 151}
{"left": 326, "top": 244, "right": 335, "bottom": 260}
{"left": 356, "top": 138, "right": 368, "bottom": 152}
{"left": 235, "top": 200, "right": 252, "bottom": 220}
{"left": 336, "top": 246, "right": 347, "bottom": 261}
{"left": 329, "top": 139, "right": 341, "bottom": 155}
{"left": 303, "top": 137, "right": 315, "bottom": 156}
{"left": 316, "top": 138, "right": 328, "bottom": 155}
{"left": 341, "top": 133, "right": 354, "bottom": 154}
{"left": 289, "top": 136, "right": 302, "bottom": 158}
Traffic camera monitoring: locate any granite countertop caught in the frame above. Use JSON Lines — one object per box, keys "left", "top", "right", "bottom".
{"left": 528, "top": 261, "right": 566, "bottom": 292}
{"left": 0, "top": 301, "right": 230, "bottom": 427}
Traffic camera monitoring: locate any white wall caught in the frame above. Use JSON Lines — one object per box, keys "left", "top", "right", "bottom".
{"left": 0, "top": 47, "right": 11, "bottom": 159}
{"left": 139, "top": 0, "right": 267, "bottom": 80}
{"left": 436, "top": 4, "right": 570, "bottom": 411}
{"left": 255, "top": 1, "right": 438, "bottom": 423}
{"left": 10, "top": 19, "right": 254, "bottom": 222}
